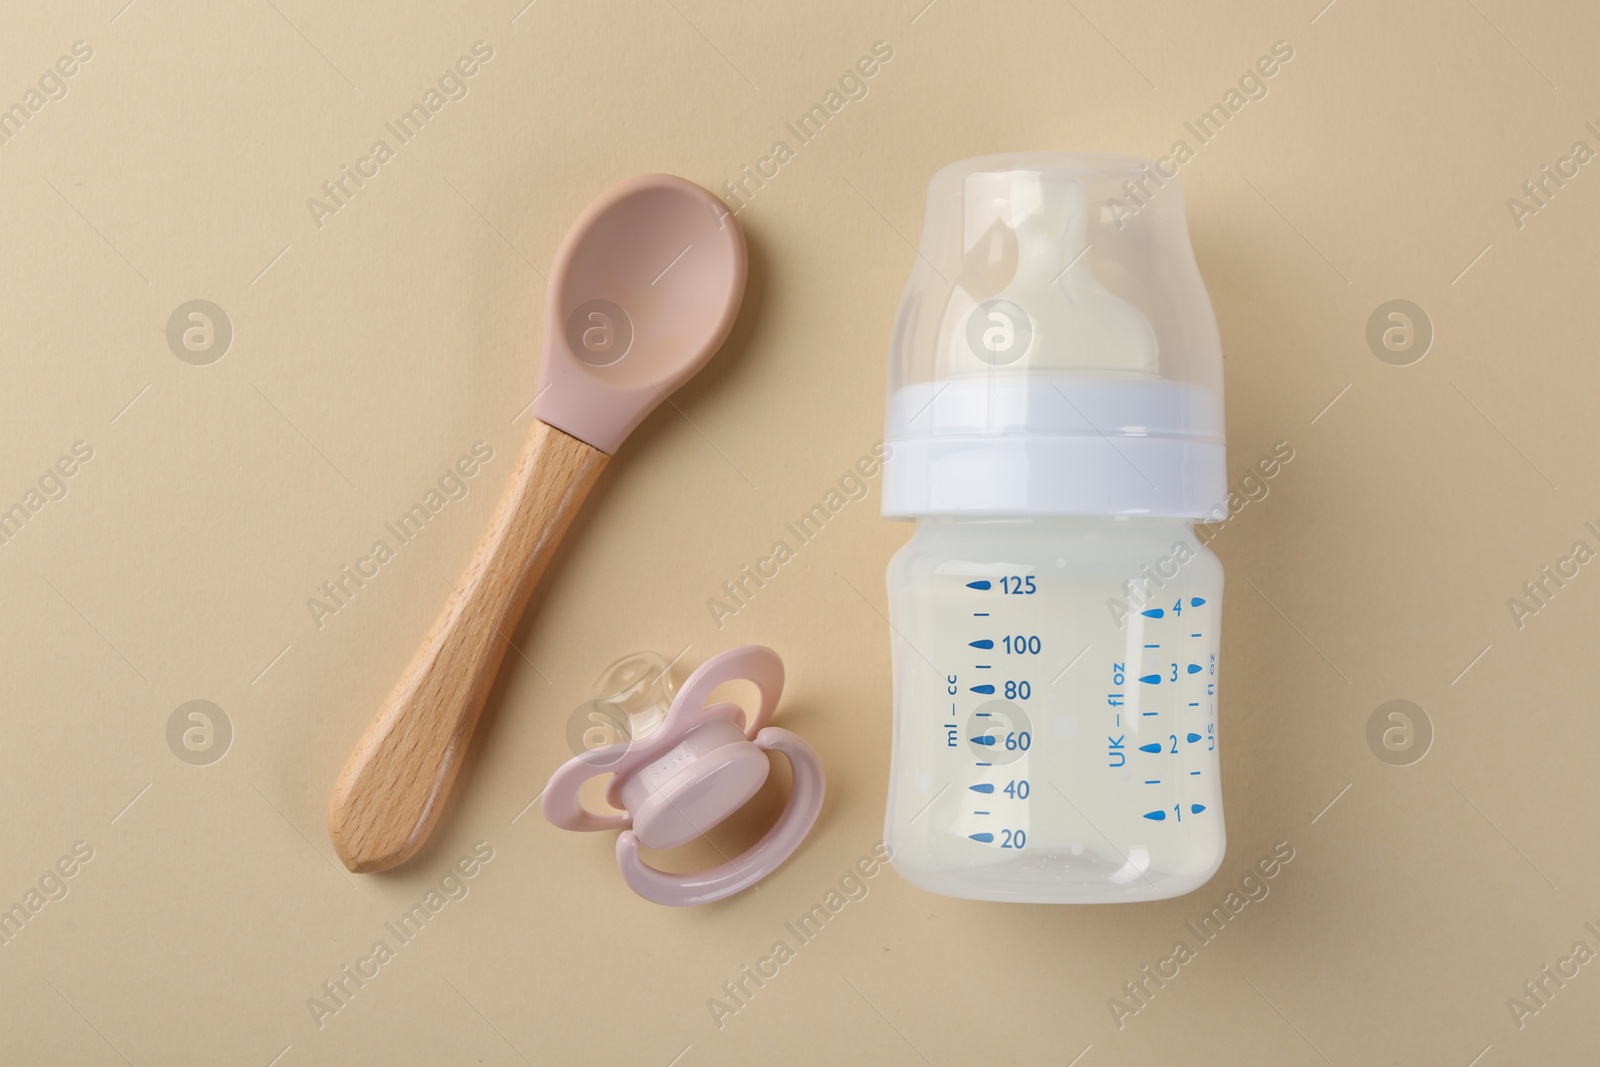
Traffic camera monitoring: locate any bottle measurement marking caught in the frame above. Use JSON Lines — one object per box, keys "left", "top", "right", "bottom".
{"left": 958, "top": 572, "right": 1053, "bottom": 853}
{"left": 1100, "top": 596, "right": 1219, "bottom": 829}
{"left": 1143, "top": 804, "right": 1207, "bottom": 822}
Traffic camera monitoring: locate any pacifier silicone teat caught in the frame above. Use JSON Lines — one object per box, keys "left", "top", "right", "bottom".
{"left": 566, "top": 651, "right": 678, "bottom": 766}
{"left": 542, "top": 646, "right": 824, "bottom": 906}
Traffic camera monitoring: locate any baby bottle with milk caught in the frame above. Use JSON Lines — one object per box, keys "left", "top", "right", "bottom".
{"left": 881, "top": 154, "right": 1228, "bottom": 903}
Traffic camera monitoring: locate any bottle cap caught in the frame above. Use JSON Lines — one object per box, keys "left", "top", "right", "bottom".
{"left": 881, "top": 152, "right": 1227, "bottom": 517}
{"left": 542, "top": 646, "right": 824, "bottom": 906}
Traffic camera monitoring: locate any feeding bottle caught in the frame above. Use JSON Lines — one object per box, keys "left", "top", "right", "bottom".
{"left": 880, "top": 153, "right": 1227, "bottom": 903}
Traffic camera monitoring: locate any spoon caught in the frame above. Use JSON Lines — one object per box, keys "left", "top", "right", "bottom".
{"left": 328, "top": 174, "right": 747, "bottom": 873}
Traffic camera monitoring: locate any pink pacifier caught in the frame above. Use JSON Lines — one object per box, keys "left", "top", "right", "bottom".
{"left": 541, "top": 646, "right": 824, "bottom": 906}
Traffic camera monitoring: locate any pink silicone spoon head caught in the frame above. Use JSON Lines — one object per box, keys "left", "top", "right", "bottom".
{"left": 532, "top": 174, "right": 747, "bottom": 454}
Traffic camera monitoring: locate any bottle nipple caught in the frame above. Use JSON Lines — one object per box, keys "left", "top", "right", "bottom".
{"left": 955, "top": 173, "right": 1158, "bottom": 374}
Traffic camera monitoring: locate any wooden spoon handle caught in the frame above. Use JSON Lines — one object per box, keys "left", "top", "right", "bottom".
{"left": 329, "top": 419, "right": 609, "bottom": 872}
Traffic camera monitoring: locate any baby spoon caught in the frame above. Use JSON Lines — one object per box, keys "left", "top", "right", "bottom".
{"left": 329, "top": 174, "right": 747, "bottom": 873}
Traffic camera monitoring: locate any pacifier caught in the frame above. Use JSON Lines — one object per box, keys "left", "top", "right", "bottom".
{"left": 542, "top": 645, "right": 824, "bottom": 906}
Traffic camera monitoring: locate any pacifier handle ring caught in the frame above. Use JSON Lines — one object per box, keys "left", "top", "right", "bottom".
{"left": 615, "top": 727, "right": 825, "bottom": 906}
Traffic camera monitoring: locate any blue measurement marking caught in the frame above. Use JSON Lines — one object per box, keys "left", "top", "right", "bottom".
{"left": 974, "top": 612, "right": 989, "bottom": 617}
{"left": 1143, "top": 810, "right": 1166, "bottom": 821}
{"left": 1188, "top": 702, "right": 1199, "bottom": 708}
{"left": 1144, "top": 779, "right": 1160, "bottom": 785}
{"left": 1142, "top": 711, "right": 1158, "bottom": 717}
{"left": 971, "top": 684, "right": 996, "bottom": 695}
{"left": 1191, "top": 770, "right": 1201, "bottom": 776}
{"left": 976, "top": 762, "right": 992, "bottom": 767}
{"left": 967, "top": 580, "right": 992, "bottom": 590}
{"left": 1187, "top": 664, "right": 1202, "bottom": 674}
{"left": 1141, "top": 608, "right": 1164, "bottom": 619}
{"left": 1139, "top": 674, "right": 1160, "bottom": 685}
{"left": 969, "top": 832, "right": 995, "bottom": 842}
{"left": 975, "top": 711, "right": 991, "bottom": 717}
{"left": 1187, "top": 732, "right": 1202, "bottom": 743}
{"left": 970, "top": 735, "right": 996, "bottom": 746}
{"left": 969, "top": 639, "right": 994, "bottom": 649}
{"left": 1139, "top": 742, "right": 1162, "bottom": 754}
{"left": 1191, "top": 633, "right": 1202, "bottom": 638}
{"left": 975, "top": 664, "right": 991, "bottom": 669}
{"left": 1190, "top": 597, "right": 1206, "bottom": 607}
{"left": 970, "top": 783, "right": 995, "bottom": 793}
{"left": 974, "top": 810, "right": 990, "bottom": 815}
{"left": 1144, "top": 643, "right": 1160, "bottom": 649}
{"left": 1190, "top": 804, "right": 1206, "bottom": 814}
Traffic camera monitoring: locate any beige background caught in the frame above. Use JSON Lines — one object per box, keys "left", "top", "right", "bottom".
{"left": 2, "top": 0, "right": 1597, "bottom": 1063}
